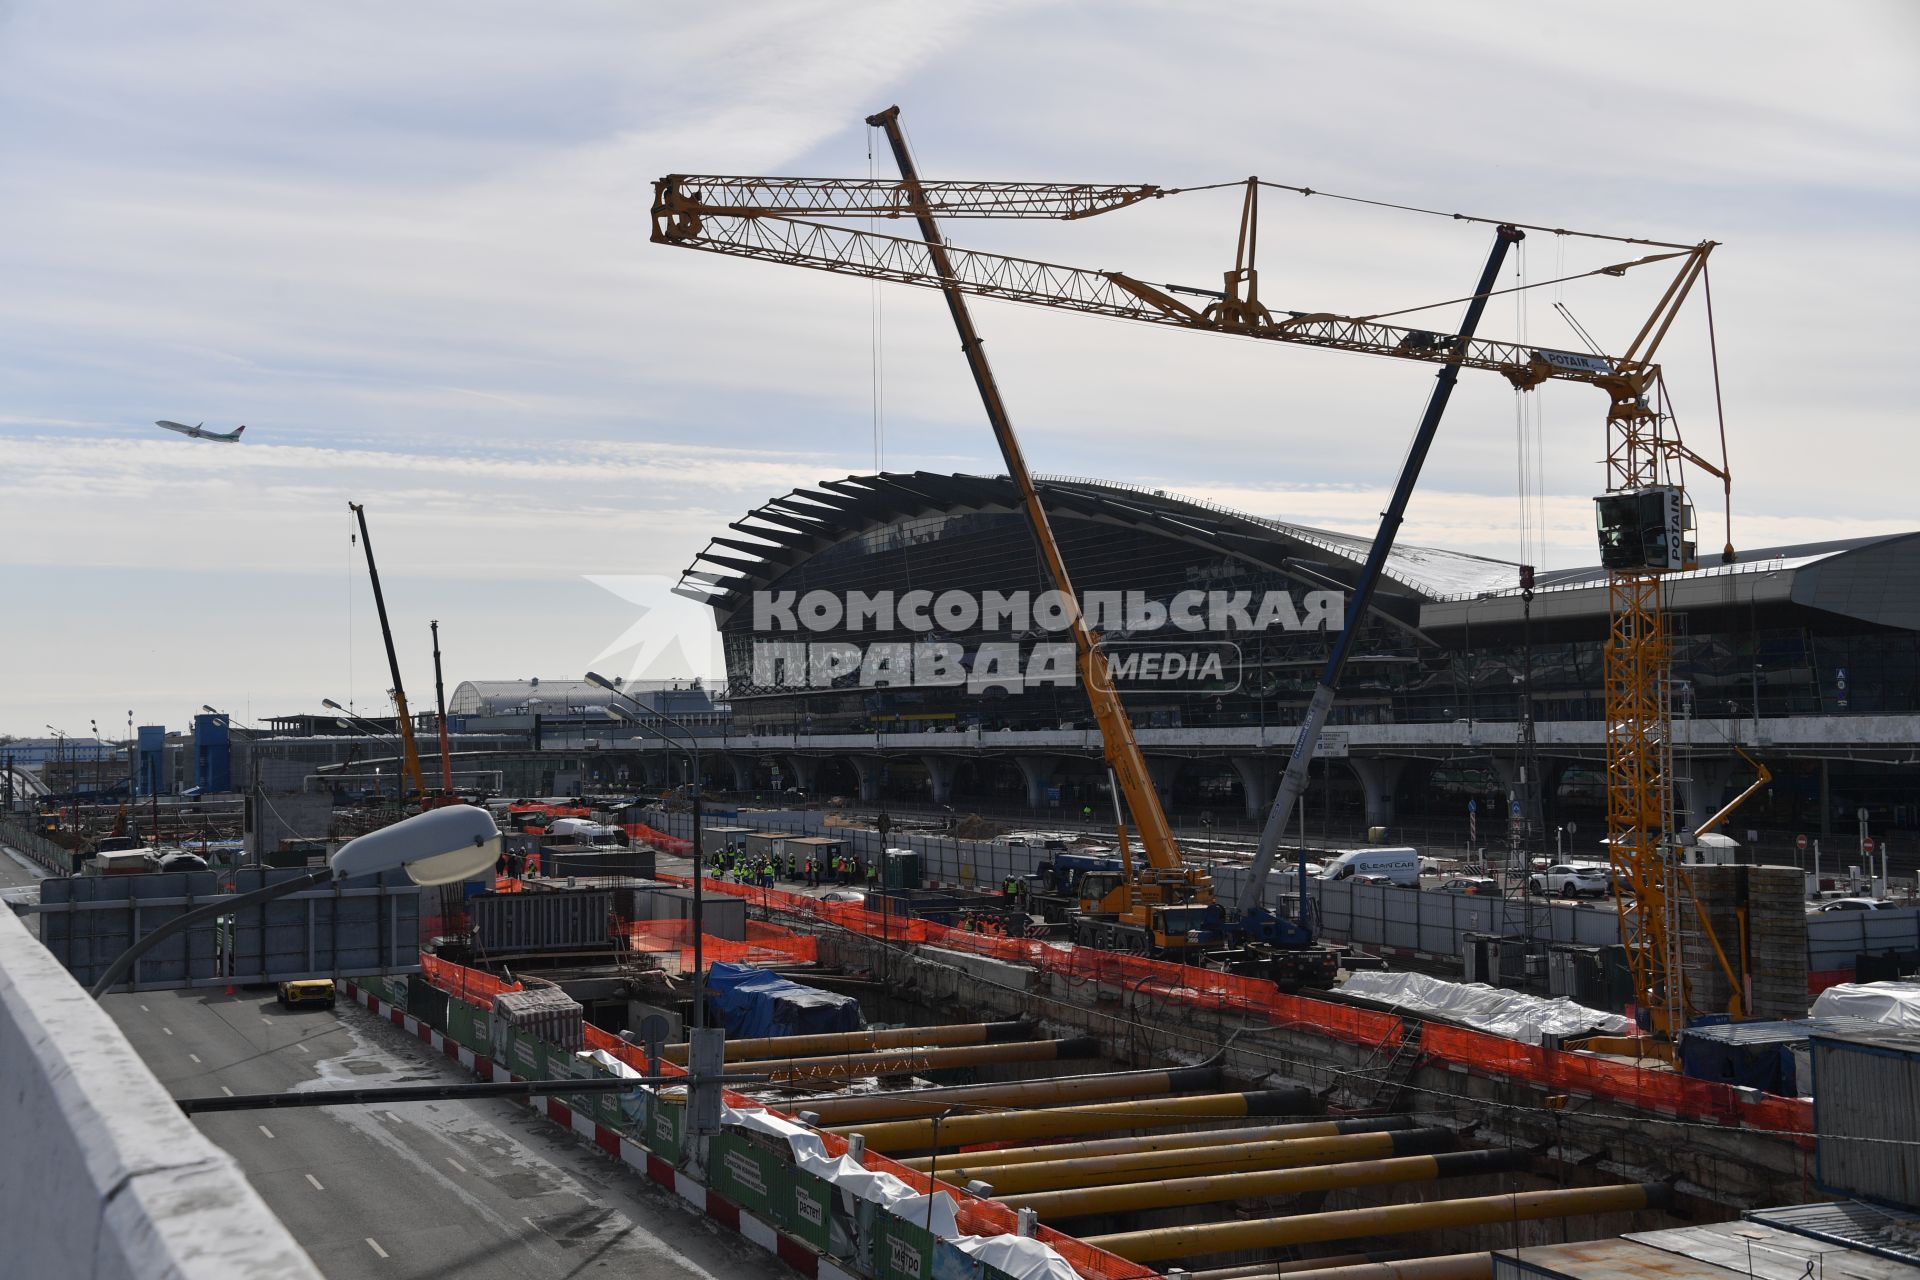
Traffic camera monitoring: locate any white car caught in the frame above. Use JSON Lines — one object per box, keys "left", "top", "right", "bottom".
{"left": 1817, "top": 897, "right": 1891, "bottom": 912}
{"left": 1529, "top": 864, "right": 1610, "bottom": 897}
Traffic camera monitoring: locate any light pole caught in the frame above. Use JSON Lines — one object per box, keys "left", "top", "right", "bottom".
{"left": 91, "top": 804, "right": 501, "bottom": 998}
{"left": 587, "top": 671, "right": 708, "bottom": 1030}
{"left": 323, "top": 699, "right": 406, "bottom": 799}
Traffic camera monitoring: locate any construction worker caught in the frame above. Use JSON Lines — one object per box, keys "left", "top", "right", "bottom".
{"left": 865, "top": 859, "right": 879, "bottom": 889}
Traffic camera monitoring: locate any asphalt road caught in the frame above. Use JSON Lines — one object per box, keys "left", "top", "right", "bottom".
{"left": 97, "top": 984, "right": 785, "bottom": 1279}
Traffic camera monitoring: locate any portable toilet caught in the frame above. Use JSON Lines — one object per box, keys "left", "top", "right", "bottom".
{"left": 884, "top": 847, "right": 922, "bottom": 890}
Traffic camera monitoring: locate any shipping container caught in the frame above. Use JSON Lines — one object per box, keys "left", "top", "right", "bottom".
{"left": 539, "top": 846, "right": 657, "bottom": 880}
{"left": 1811, "top": 1027, "right": 1920, "bottom": 1209}
{"left": 629, "top": 886, "right": 746, "bottom": 941}
{"left": 470, "top": 889, "right": 613, "bottom": 954}
{"left": 1681, "top": 1016, "right": 1882, "bottom": 1097}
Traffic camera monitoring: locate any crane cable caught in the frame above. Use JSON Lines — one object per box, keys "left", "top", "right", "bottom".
{"left": 1245, "top": 179, "right": 1695, "bottom": 250}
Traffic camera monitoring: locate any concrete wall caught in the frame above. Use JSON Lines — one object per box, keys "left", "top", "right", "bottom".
{"left": 0, "top": 907, "right": 321, "bottom": 1280}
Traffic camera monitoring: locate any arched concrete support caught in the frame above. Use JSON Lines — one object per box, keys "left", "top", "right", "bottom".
{"left": 921, "top": 755, "right": 959, "bottom": 805}
{"left": 1679, "top": 757, "right": 1736, "bottom": 836}
{"left": 634, "top": 754, "right": 669, "bottom": 788}
{"left": 1013, "top": 756, "right": 1060, "bottom": 809}
{"left": 1229, "top": 756, "right": 1277, "bottom": 821}
{"left": 725, "top": 755, "right": 756, "bottom": 792}
{"left": 1345, "top": 757, "right": 1407, "bottom": 830}
{"left": 784, "top": 755, "right": 820, "bottom": 795}
{"left": 849, "top": 757, "right": 882, "bottom": 803}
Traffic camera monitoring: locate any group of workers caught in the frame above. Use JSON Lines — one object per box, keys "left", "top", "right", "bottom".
{"left": 704, "top": 845, "right": 879, "bottom": 891}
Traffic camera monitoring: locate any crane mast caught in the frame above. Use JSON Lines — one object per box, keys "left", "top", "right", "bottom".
{"left": 653, "top": 113, "right": 1743, "bottom": 1025}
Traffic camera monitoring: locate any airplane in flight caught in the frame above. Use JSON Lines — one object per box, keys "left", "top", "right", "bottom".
{"left": 155, "top": 420, "right": 246, "bottom": 443}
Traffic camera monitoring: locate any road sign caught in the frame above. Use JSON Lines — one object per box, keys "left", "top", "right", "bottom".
{"left": 1510, "top": 800, "right": 1523, "bottom": 818}
{"left": 1468, "top": 800, "right": 1478, "bottom": 813}
{"left": 1864, "top": 836, "right": 1876, "bottom": 855}
{"left": 1796, "top": 834, "right": 1808, "bottom": 851}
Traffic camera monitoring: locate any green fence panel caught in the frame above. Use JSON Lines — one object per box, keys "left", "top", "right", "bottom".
{"left": 710, "top": 1132, "right": 789, "bottom": 1222}
{"left": 874, "top": 1212, "right": 936, "bottom": 1280}
{"left": 786, "top": 1167, "right": 835, "bottom": 1255}
{"left": 445, "top": 999, "right": 489, "bottom": 1054}
{"left": 646, "top": 1095, "right": 685, "bottom": 1164}
{"left": 504, "top": 1025, "right": 548, "bottom": 1080}
{"left": 545, "top": 1048, "right": 594, "bottom": 1114}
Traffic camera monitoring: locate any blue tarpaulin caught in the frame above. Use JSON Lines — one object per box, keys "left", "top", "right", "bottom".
{"left": 704, "top": 962, "right": 862, "bottom": 1040}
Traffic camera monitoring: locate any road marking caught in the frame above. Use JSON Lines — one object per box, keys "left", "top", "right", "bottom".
{"left": 188, "top": 1053, "right": 201, "bottom": 1064}
{"left": 446, "top": 1157, "right": 466, "bottom": 1173}
{"left": 258, "top": 1125, "right": 275, "bottom": 1139}
{"left": 365, "top": 1238, "right": 388, "bottom": 1259}
{"left": 261, "top": 1017, "right": 273, "bottom": 1025}
{"left": 294, "top": 1043, "right": 309, "bottom": 1054}
{"left": 305, "top": 1173, "right": 325, "bottom": 1191}
{"left": 161, "top": 1027, "right": 173, "bottom": 1036}
{"left": 139, "top": 1003, "right": 149, "bottom": 1012}
{"left": 221, "top": 1086, "right": 234, "bottom": 1097}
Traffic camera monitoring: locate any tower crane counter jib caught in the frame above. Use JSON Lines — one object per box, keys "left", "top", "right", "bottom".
{"left": 652, "top": 108, "right": 1744, "bottom": 1021}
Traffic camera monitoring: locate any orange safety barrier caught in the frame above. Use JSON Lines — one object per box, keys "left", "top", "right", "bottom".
{"left": 419, "top": 952, "right": 522, "bottom": 1006}
{"left": 643, "top": 864, "right": 1814, "bottom": 1138}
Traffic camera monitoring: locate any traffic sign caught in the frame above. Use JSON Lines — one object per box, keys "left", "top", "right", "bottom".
{"left": 1468, "top": 800, "right": 1478, "bottom": 813}
{"left": 1796, "top": 834, "right": 1808, "bottom": 851}
{"left": 1510, "top": 800, "right": 1522, "bottom": 818}
{"left": 1864, "top": 836, "right": 1876, "bottom": 855}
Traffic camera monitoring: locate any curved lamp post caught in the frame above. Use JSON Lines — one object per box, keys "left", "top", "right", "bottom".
{"left": 90, "top": 804, "right": 502, "bottom": 998}
{"left": 585, "top": 671, "right": 708, "bottom": 1030}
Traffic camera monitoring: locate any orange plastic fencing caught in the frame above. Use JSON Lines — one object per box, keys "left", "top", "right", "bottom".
{"left": 419, "top": 952, "right": 522, "bottom": 1005}
{"left": 633, "top": 857, "right": 1815, "bottom": 1136}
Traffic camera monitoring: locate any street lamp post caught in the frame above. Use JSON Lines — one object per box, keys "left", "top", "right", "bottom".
{"left": 91, "top": 805, "right": 501, "bottom": 998}
{"left": 586, "top": 672, "right": 708, "bottom": 1030}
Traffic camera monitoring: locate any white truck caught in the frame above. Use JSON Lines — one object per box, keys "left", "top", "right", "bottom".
{"left": 1318, "top": 846, "right": 1422, "bottom": 887}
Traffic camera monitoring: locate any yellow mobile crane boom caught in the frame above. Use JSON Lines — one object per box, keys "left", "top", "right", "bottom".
{"left": 653, "top": 110, "right": 1743, "bottom": 1022}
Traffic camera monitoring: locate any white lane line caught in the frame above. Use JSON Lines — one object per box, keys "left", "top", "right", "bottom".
{"left": 294, "top": 1043, "right": 310, "bottom": 1054}
{"left": 258, "top": 1125, "right": 275, "bottom": 1139}
{"left": 161, "top": 1027, "right": 173, "bottom": 1036}
{"left": 221, "top": 1086, "right": 234, "bottom": 1097}
{"left": 139, "top": 1003, "right": 149, "bottom": 1012}
{"left": 365, "top": 1238, "right": 388, "bottom": 1259}
{"left": 261, "top": 1017, "right": 273, "bottom": 1025}
{"left": 446, "top": 1157, "right": 466, "bottom": 1173}
{"left": 188, "top": 1053, "right": 201, "bottom": 1064}
{"left": 305, "top": 1173, "right": 325, "bottom": 1191}
{"left": 382, "top": 1111, "right": 405, "bottom": 1124}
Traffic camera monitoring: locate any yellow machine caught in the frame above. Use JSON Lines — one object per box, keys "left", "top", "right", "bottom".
{"left": 653, "top": 108, "right": 1761, "bottom": 1009}
{"left": 276, "top": 979, "right": 337, "bottom": 1010}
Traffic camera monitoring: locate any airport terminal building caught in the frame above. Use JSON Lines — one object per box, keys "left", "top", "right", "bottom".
{"left": 671, "top": 472, "right": 1920, "bottom": 849}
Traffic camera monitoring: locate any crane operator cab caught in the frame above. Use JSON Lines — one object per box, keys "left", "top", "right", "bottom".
{"left": 1595, "top": 486, "right": 1696, "bottom": 573}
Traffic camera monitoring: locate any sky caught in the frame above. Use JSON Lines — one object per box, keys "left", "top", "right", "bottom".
{"left": 1, "top": 1, "right": 1916, "bottom": 735}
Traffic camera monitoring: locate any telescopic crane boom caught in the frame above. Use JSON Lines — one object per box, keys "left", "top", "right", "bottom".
{"left": 348, "top": 503, "right": 426, "bottom": 799}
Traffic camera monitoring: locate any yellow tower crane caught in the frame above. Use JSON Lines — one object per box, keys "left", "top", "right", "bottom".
{"left": 653, "top": 107, "right": 1751, "bottom": 1031}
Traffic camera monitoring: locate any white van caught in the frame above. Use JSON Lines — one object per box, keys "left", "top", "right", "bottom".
{"left": 1318, "top": 847, "right": 1422, "bottom": 887}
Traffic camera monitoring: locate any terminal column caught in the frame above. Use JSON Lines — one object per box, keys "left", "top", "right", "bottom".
{"left": 725, "top": 755, "right": 756, "bottom": 793}
{"left": 1013, "top": 756, "right": 1059, "bottom": 809}
{"left": 920, "top": 755, "right": 959, "bottom": 806}
{"left": 1345, "top": 757, "right": 1406, "bottom": 830}
{"left": 1229, "top": 756, "right": 1277, "bottom": 821}
{"left": 1146, "top": 757, "right": 1182, "bottom": 814}
{"left": 849, "top": 756, "right": 883, "bottom": 803}
{"left": 1679, "top": 757, "right": 1736, "bottom": 837}
{"left": 784, "top": 755, "right": 820, "bottom": 795}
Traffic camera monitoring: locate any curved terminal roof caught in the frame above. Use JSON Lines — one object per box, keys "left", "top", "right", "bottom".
{"left": 674, "top": 471, "right": 1521, "bottom": 623}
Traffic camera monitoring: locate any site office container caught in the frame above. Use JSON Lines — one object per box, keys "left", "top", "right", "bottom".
{"left": 1811, "top": 1028, "right": 1920, "bottom": 1208}
{"left": 471, "top": 888, "right": 612, "bottom": 953}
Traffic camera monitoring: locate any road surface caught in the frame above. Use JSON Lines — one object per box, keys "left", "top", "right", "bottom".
{"left": 101, "top": 984, "right": 787, "bottom": 1278}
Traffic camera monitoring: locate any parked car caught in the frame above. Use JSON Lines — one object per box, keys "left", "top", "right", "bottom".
{"left": 1436, "top": 876, "right": 1502, "bottom": 897}
{"left": 820, "top": 889, "right": 866, "bottom": 904}
{"left": 1529, "top": 864, "right": 1610, "bottom": 897}
{"left": 1817, "top": 897, "right": 1892, "bottom": 912}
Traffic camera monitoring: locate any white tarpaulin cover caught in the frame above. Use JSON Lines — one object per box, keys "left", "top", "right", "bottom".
{"left": 1338, "top": 970, "right": 1630, "bottom": 1044}
{"left": 721, "top": 1105, "right": 1077, "bottom": 1279}
{"left": 1810, "top": 981, "right": 1920, "bottom": 1028}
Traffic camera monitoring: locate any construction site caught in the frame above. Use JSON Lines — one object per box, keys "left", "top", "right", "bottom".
{"left": 9, "top": 92, "right": 1919, "bottom": 1280}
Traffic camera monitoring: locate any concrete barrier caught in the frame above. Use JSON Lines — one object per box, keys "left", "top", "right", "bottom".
{"left": 0, "top": 906, "right": 322, "bottom": 1280}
